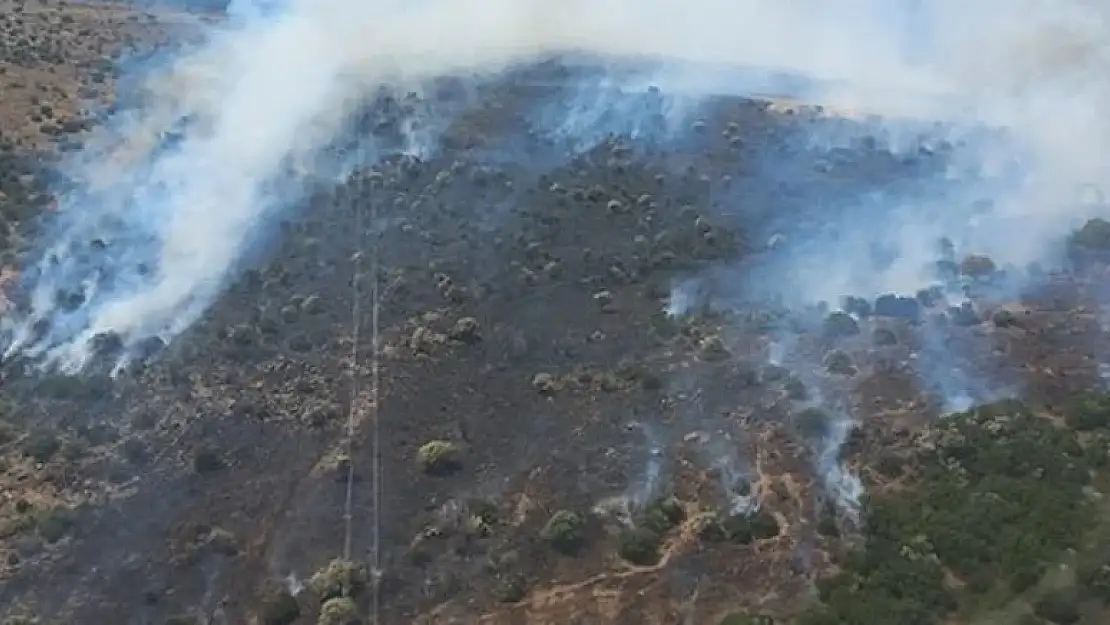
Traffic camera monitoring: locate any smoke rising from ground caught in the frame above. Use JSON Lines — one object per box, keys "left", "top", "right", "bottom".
{"left": 4, "top": 0, "right": 1110, "bottom": 371}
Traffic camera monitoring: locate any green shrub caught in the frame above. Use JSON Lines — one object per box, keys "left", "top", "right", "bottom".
{"left": 540, "top": 510, "right": 585, "bottom": 554}
{"left": 721, "top": 508, "right": 780, "bottom": 545}
{"left": 317, "top": 597, "right": 360, "bottom": 625}
{"left": 308, "top": 559, "right": 369, "bottom": 601}
{"left": 617, "top": 527, "right": 662, "bottom": 566}
{"left": 416, "top": 440, "right": 461, "bottom": 475}
{"left": 639, "top": 496, "right": 685, "bottom": 534}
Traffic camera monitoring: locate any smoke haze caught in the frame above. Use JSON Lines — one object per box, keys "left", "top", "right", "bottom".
{"left": 4, "top": 0, "right": 1110, "bottom": 371}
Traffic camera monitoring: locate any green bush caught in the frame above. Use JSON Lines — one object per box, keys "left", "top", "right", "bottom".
{"left": 698, "top": 515, "right": 729, "bottom": 542}
{"left": 721, "top": 508, "right": 780, "bottom": 545}
{"left": 416, "top": 440, "right": 462, "bottom": 475}
{"left": 639, "top": 496, "right": 685, "bottom": 535}
{"left": 540, "top": 510, "right": 585, "bottom": 554}
{"left": 308, "top": 559, "right": 369, "bottom": 601}
{"left": 317, "top": 597, "right": 360, "bottom": 625}
{"left": 617, "top": 527, "right": 662, "bottom": 566}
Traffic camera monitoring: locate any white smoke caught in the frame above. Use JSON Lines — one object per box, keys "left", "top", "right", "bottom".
{"left": 6, "top": 0, "right": 1110, "bottom": 370}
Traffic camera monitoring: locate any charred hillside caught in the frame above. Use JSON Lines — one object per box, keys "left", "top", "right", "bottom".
{"left": 3, "top": 5, "right": 1110, "bottom": 625}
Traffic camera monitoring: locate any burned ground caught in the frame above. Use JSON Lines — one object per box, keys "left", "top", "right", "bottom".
{"left": 4, "top": 6, "right": 1110, "bottom": 625}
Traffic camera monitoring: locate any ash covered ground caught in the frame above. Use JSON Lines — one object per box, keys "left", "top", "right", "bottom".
{"left": 4, "top": 3, "right": 1110, "bottom": 625}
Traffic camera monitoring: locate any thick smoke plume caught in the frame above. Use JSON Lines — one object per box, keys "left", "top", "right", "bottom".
{"left": 4, "top": 0, "right": 1110, "bottom": 372}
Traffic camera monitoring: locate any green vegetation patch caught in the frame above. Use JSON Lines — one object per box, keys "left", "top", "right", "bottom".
{"left": 799, "top": 399, "right": 1100, "bottom": 625}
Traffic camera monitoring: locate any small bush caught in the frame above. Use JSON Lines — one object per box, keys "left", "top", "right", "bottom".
{"left": 21, "top": 430, "right": 60, "bottom": 463}
{"left": 1033, "top": 588, "right": 1081, "bottom": 624}
{"left": 816, "top": 507, "right": 839, "bottom": 539}
{"left": 496, "top": 574, "right": 529, "bottom": 603}
{"left": 192, "top": 447, "right": 225, "bottom": 474}
{"left": 260, "top": 589, "right": 300, "bottom": 625}
{"left": 308, "top": 559, "right": 369, "bottom": 601}
{"left": 639, "top": 496, "right": 685, "bottom": 535}
{"left": 467, "top": 498, "right": 499, "bottom": 526}
{"left": 959, "top": 254, "right": 996, "bottom": 278}
{"left": 872, "top": 327, "right": 898, "bottom": 346}
{"left": 722, "top": 509, "right": 780, "bottom": 545}
{"left": 540, "top": 510, "right": 585, "bottom": 554}
{"left": 698, "top": 515, "right": 729, "bottom": 542}
{"left": 1071, "top": 218, "right": 1110, "bottom": 251}
{"left": 823, "top": 350, "right": 856, "bottom": 375}
{"left": 617, "top": 527, "right": 662, "bottom": 566}
{"left": 317, "top": 597, "right": 360, "bottom": 625}
{"left": 784, "top": 378, "right": 808, "bottom": 400}
{"left": 795, "top": 408, "right": 831, "bottom": 442}
{"left": 121, "top": 438, "right": 150, "bottom": 465}
{"left": 36, "top": 507, "right": 74, "bottom": 543}
{"left": 822, "top": 312, "right": 860, "bottom": 339}
{"left": 416, "top": 440, "right": 461, "bottom": 476}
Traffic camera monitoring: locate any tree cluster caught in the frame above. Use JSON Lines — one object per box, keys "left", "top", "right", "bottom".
{"left": 799, "top": 399, "right": 1106, "bottom": 624}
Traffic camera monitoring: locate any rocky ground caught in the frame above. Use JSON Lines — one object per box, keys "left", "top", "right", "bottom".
{"left": 3, "top": 4, "right": 1110, "bottom": 625}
